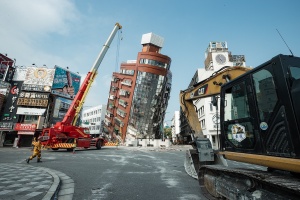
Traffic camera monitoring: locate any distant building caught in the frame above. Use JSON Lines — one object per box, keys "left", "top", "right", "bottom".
{"left": 81, "top": 105, "right": 106, "bottom": 138}
{"left": 104, "top": 33, "right": 172, "bottom": 142}
{"left": 180, "top": 41, "right": 250, "bottom": 148}
{"left": 171, "top": 111, "right": 180, "bottom": 143}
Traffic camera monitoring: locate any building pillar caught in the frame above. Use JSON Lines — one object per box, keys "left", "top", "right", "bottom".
{"left": 0, "top": 132, "right": 5, "bottom": 147}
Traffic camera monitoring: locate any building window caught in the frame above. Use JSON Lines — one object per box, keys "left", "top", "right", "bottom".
{"left": 198, "top": 106, "right": 205, "bottom": 118}
{"left": 200, "top": 119, "right": 205, "bottom": 129}
{"left": 121, "top": 79, "right": 132, "bottom": 86}
{"left": 119, "top": 89, "right": 130, "bottom": 97}
{"left": 139, "top": 58, "right": 169, "bottom": 69}
{"left": 117, "top": 108, "right": 126, "bottom": 118}
{"left": 212, "top": 135, "right": 216, "bottom": 144}
{"left": 120, "top": 69, "right": 135, "bottom": 75}
{"left": 118, "top": 99, "right": 127, "bottom": 108}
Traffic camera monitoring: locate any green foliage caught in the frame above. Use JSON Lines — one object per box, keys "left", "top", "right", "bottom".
{"left": 164, "top": 127, "right": 172, "bottom": 138}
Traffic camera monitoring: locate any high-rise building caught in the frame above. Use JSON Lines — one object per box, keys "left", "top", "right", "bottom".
{"left": 104, "top": 33, "right": 172, "bottom": 142}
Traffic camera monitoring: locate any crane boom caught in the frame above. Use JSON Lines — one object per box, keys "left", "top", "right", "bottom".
{"left": 55, "top": 23, "right": 122, "bottom": 128}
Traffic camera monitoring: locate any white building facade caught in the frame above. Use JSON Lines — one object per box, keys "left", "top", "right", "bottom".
{"left": 194, "top": 41, "right": 249, "bottom": 149}
{"left": 81, "top": 105, "right": 106, "bottom": 138}
{"left": 171, "top": 111, "right": 180, "bottom": 143}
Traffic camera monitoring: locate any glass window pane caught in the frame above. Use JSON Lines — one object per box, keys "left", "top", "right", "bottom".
{"left": 252, "top": 69, "right": 278, "bottom": 122}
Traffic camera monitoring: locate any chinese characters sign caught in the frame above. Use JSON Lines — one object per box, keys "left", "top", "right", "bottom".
{"left": 17, "top": 92, "right": 49, "bottom": 107}
{"left": 0, "top": 81, "right": 22, "bottom": 122}
{"left": 14, "top": 123, "right": 37, "bottom": 131}
{"left": 0, "top": 122, "right": 13, "bottom": 130}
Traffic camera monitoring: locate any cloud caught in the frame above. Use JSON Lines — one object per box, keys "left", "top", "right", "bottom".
{"left": 0, "top": 0, "right": 80, "bottom": 66}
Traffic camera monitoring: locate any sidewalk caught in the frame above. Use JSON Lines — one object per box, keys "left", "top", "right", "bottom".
{"left": 0, "top": 163, "right": 74, "bottom": 200}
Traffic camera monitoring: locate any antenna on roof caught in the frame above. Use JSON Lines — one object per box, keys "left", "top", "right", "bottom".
{"left": 276, "top": 29, "right": 294, "bottom": 56}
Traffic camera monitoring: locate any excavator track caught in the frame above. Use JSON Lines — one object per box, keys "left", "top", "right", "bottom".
{"left": 198, "top": 165, "right": 300, "bottom": 200}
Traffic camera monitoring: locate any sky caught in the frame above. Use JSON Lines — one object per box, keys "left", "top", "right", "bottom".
{"left": 1, "top": 0, "right": 300, "bottom": 123}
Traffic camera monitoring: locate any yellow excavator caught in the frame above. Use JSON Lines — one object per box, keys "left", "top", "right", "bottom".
{"left": 180, "top": 54, "right": 300, "bottom": 199}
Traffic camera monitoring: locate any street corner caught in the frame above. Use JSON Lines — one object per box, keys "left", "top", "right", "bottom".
{"left": 0, "top": 163, "right": 59, "bottom": 200}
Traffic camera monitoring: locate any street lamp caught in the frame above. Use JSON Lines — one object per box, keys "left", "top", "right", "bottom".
{"left": 211, "top": 95, "right": 220, "bottom": 148}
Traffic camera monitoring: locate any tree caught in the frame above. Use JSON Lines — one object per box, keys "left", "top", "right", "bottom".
{"left": 163, "top": 127, "right": 172, "bottom": 139}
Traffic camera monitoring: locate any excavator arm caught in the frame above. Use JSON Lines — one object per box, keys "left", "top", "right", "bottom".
{"left": 179, "top": 66, "right": 251, "bottom": 139}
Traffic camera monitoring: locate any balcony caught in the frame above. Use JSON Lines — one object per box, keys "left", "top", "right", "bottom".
{"left": 118, "top": 99, "right": 128, "bottom": 108}
{"left": 121, "top": 79, "right": 132, "bottom": 86}
{"left": 114, "top": 117, "right": 124, "bottom": 127}
{"left": 109, "top": 95, "right": 116, "bottom": 100}
{"left": 117, "top": 108, "right": 126, "bottom": 118}
{"left": 104, "top": 118, "right": 111, "bottom": 126}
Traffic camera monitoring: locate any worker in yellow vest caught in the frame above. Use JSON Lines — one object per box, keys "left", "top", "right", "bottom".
{"left": 26, "top": 137, "right": 42, "bottom": 163}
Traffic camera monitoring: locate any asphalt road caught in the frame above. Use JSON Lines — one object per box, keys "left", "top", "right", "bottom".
{"left": 0, "top": 146, "right": 208, "bottom": 200}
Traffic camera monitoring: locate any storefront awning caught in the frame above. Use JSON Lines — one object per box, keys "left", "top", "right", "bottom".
{"left": 17, "top": 131, "right": 35, "bottom": 135}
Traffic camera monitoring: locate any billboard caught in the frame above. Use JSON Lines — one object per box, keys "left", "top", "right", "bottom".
{"left": 3, "top": 65, "right": 15, "bottom": 83}
{"left": 0, "top": 81, "right": 23, "bottom": 122}
{"left": 13, "top": 66, "right": 28, "bottom": 81}
{"left": 22, "top": 67, "right": 55, "bottom": 92}
{"left": 51, "top": 66, "right": 81, "bottom": 99}
{"left": 50, "top": 96, "right": 72, "bottom": 124}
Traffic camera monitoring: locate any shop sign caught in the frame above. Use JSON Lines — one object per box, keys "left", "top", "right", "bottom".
{"left": 16, "top": 107, "right": 46, "bottom": 115}
{"left": 0, "top": 81, "right": 22, "bottom": 122}
{"left": 21, "top": 84, "right": 51, "bottom": 92}
{"left": 15, "top": 123, "right": 37, "bottom": 131}
{"left": 0, "top": 122, "right": 13, "bottom": 130}
{"left": 17, "top": 98, "right": 48, "bottom": 107}
{"left": 17, "top": 131, "right": 35, "bottom": 135}
{"left": 17, "top": 92, "right": 49, "bottom": 107}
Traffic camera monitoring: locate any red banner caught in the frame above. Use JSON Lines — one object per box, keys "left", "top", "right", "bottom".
{"left": 14, "top": 123, "right": 37, "bottom": 131}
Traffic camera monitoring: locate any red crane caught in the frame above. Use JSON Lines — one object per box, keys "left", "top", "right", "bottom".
{"left": 40, "top": 23, "right": 122, "bottom": 151}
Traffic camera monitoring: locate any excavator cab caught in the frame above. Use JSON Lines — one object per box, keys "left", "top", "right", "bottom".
{"left": 183, "top": 55, "right": 300, "bottom": 199}
{"left": 220, "top": 54, "right": 300, "bottom": 160}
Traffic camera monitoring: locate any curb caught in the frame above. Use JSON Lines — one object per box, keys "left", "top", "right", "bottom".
{"left": 40, "top": 167, "right": 62, "bottom": 200}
